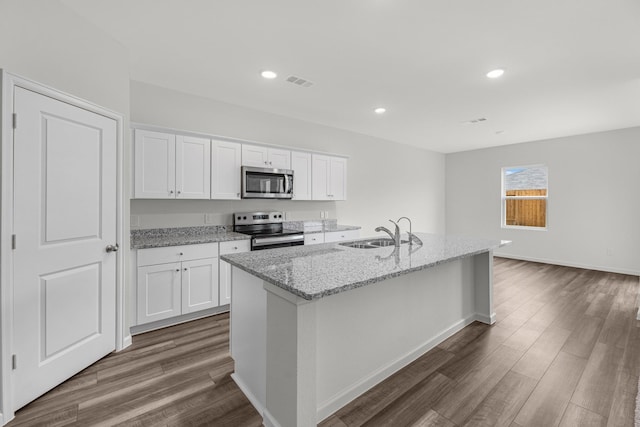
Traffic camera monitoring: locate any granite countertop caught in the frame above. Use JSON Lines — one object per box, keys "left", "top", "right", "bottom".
{"left": 131, "top": 226, "right": 250, "bottom": 249}
{"left": 221, "top": 233, "right": 510, "bottom": 300}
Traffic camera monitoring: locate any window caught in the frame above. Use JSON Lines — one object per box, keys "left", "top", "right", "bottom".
{"left": 502, "top": 165, "right": 548, "bottom": 229}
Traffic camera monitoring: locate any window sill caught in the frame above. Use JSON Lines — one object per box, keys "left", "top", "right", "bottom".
{"left": 502, "top": 225, "right": 548, "bottom": 231}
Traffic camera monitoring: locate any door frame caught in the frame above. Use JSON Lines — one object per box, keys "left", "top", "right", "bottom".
{"left": 0, "top": 70, "right": 127, "bottom": 424}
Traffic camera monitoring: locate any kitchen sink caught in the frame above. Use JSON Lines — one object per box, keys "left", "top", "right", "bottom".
{"left": 339, "top": 238, "right": 410, "bottom": 249}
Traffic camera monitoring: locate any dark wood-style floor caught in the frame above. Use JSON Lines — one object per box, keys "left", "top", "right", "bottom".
{"left": 8, "top": 258, "right": 640, "bottom": 426}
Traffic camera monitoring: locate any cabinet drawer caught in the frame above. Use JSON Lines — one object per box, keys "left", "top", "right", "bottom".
{"left": 219, "top": 239, "right": 251, "bottom": 255}
{"left": 324, "top": 229, "right": 360, "bottom": 243}
{"left": 304, "top": 233, "right": 325, "bottom": 245}
{"left": 138, "top": 243, "right": 219, "bottom": 267}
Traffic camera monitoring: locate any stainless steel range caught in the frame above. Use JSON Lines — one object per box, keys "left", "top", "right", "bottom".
{"left": 233, "top": 211, "right": 304, "bottom": 251}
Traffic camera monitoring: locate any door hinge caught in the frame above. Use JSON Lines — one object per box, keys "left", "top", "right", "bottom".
{"left": 12, "top": 113, "right": 17, "bottom": 129}
{"left": 12, "top": 354, "right": 17, "bottom": 370}
{"left": 11, "top": 234, "right": 16, "bottom": 250}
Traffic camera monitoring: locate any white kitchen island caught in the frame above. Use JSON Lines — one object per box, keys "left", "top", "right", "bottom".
{"left": 221, "top": 233, "right": 508, "bottom": 427}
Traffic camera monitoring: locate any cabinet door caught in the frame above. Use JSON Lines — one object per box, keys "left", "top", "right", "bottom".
{"left": 268, "top": 148, "right": 291, "bottom": 169}
{"left": 291, "top": 151, "right": 312, "bottom": 200}
{"left": 329, "top": 157, "right": 347, "bottom": 200}
{"left": 211, "top": 140, "right": 242, "bottom": 199}
{"left": 312, "top": 154, "right": 330, "bottom": 200}
{"left": 134, "top": 130, "right": 176, "bottom": 199}
{"left": 182, "top": 258, "right": 219, "bottom": 314}
{"left": 137, "top": 262, "right": 181, "bottom": 324}
{"left": 175, "top": 135, "right": 211, "bottom": 199}
{"left": 219, "top": 240, "right": 251, "bottom": 305}
{"left": 242, "top": 144, "right": 269, "bottom": 167}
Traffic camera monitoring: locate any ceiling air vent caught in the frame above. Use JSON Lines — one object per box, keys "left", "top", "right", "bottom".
{"left": 462, "top": 117, "right": 488, "bottom": 125}
{"left": 286, "top": 75, "right": 314, "bottom": 88}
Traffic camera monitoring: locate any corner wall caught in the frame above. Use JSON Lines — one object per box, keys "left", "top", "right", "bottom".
{"left": 445, "top": 127, "right": 640, "bottom": 275}
{"left": 130, "top": 81, "right": 446, "bottom": 236}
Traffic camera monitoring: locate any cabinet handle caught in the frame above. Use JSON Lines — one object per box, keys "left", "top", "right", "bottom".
{"left": 175, "top": 269, "right": 180, "bottom": 272}
{"left": 184, "top": 268, "right": 187, "bottom": 271}
{"left": 179, "top": 252, "right": 184, "bottom": 256}
{"left": 177, "top": 190, "right": 181, "bottom": 195}
{"left": 233, "top": 246, "right": 238, "bottom": 250}
{"left": 236, "top": 193, "right": 240, "bottom": 197}
{"left": 169, "top": 190, "right": 174, "bottom": 194}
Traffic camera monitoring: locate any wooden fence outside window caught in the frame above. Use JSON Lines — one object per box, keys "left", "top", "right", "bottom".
{"left": 505, "top": 189, "right": 547, "bottom": 228}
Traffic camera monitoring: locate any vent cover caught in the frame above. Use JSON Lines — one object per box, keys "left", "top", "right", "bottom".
{"left": 286, "top": 75, "right": 314, "bottom": 88}
{"left": 462, "top": 117, "right": 487, "bottom": 125}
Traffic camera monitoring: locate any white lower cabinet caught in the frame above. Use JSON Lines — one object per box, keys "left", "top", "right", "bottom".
{"left": 305, "top": 229, "right": 360, "bottom": 245}
{"left": 136, "top": 243, "right": 219, "bottom": 325}
{"left": 324, "top": 229, "right": 360, "bottom": 243}
{"left": 304, "top": 233, "right": 325, "bottom": 245}
{"left": 219, "top": 240, "right": 251, "bottom": 305}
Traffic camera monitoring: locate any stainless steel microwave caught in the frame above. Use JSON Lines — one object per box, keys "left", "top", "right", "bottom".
{"left": 241, "top": 166, "right": 294, "bottom": 199}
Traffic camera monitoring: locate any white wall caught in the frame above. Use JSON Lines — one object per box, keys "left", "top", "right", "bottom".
{"left": 130, "top": 81, "right": 446, "bottom": 236}
{"left": 446, "top": 127, "right": 640, "bottom": 275}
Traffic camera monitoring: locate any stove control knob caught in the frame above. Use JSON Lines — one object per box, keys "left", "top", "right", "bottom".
{"left": 243, "top": 216, "right": 247, "bottom": 220}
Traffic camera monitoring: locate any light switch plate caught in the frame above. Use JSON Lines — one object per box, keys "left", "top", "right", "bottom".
{"left": 205, "top": 214, "right": 215, "bottom": 224}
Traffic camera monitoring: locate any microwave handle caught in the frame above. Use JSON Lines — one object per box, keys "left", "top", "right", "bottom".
{"left": 285, "top": 174, "right": 292, "bottom": 194}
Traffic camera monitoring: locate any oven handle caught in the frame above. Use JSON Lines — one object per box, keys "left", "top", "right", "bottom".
{"left": 253, "top": 234, "right": 304, "bottom": 247}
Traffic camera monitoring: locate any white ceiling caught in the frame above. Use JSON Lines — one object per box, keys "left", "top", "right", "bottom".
{"left": 62, "top": 0, "right": 640, "bottom": 153}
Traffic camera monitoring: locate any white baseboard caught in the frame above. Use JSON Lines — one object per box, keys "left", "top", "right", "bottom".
{"left": 122, "top": 334, "right": 132, "bottom": 350}
{"left": 130, "top": 305, "right": 229, "bottom": 335}
{"left": 315, "top": 313, "right": 478, "bottom": 421}
{"left": 475, "top": 312, "right": 496, "bottom": 325}
{"left": 231, "top": 373, "right": 265, "bottom": 419}
{"left": 494, "top": 253, "right": 640, "bottom": 277}
{"left": 262, "top": 409, "right": 283, "bottom": 427}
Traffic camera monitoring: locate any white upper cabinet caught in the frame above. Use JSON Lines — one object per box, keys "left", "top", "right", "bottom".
{"left": 291, "top": 151, "right": 312, "bottom": 200}
{"left": 134, "top": 130, "right": 176, "bottom": 199}
{"left": 312, "top": 154, "right": 347, "bottom": 200}
{"left": 242, "top": 144, "right": 291, "bottom": 169}
{"left": 134, "top": 129, "right": 211, "bottom": 199}
{"left": 175, "top": 135, "right": 211, "bottom": 199}
{"left": 211, "top": 140, "right": 242, "bottom": 199}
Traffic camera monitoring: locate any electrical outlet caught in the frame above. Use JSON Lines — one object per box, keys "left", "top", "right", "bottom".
{"left": 320, "top": 211, "right": 325, "bottom": 219}
{"left": 205, "top": 214, "right": 215, "bottom": 224}
{"left": 606, "top": 248, "right": 614, "bottom": 256}
{"left": 130, "top": 215, "right": 140, "bottom": 227}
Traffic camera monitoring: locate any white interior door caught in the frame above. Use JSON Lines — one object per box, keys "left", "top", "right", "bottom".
{"left": 12, "top": 87, "right": 118, "bottom": 410}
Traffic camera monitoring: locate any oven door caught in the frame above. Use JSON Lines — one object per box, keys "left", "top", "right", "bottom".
{"left": 252, "top": 234, "right": 305, "bottom": 250}
{"left": 242, "top": 166, "right": 293, "bottom": 199}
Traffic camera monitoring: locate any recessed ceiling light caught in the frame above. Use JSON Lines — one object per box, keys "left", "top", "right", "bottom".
{"left": 261, "top": 70, "right": 277, "bottom": 79}
{"left": 486, "top": 69, "right": 505, "bottom": 79}
{"left": 374, "top": 107, "right": 386, "bottom": 114}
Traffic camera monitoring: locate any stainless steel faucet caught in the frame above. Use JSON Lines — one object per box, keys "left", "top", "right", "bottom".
{"left": 375, "top": 219, "right": 401, "bottom": 247}
{"left": 397, "top": 216, "right": 422, "bottom": 246}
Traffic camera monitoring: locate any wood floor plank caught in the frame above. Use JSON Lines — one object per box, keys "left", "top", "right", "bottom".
{"left": 513, "top": 351, "right": 588, "bottom": 427}
{"left": 360, "top": 372, "right": 455, "bottom": 427}
{"left": 561, "top": 314, "right": 605, "bottom": 358}
{"left": 433, "top": 345, "right": 524, "bottom": 425}
{"left": 571, "top": 342, "right": 623, "bottom": 417}
{"left": 558, "top": 403, "right": 606, "bottom": 427}
{"left": 461, "top": 371, "right": 537, "bottom": 427}
{"left": 511, "top": 326, "right": 572, "bottom": 381}
{"left": 411, "top": 409, "right": 456, "bottom": 427}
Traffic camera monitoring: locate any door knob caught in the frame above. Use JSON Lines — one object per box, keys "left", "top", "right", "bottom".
{"left": 106, "top": 244, "right": 119, "bottom": 253}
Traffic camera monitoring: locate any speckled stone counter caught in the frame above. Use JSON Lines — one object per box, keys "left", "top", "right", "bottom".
{"left": 131, "top": 226, "right": 250, "bottom": 249}
{"left": 221, "top": 232, "right": 508, "bottom": 300}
